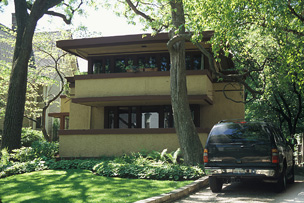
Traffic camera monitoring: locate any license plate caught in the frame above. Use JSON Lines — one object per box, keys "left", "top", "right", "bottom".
{"left": 233, "top": 168, "right": 245, "bottom": 174}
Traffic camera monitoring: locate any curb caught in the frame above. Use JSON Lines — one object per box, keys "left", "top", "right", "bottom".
{"left": 134, "top": 176, "right": 209, "bottom": 203}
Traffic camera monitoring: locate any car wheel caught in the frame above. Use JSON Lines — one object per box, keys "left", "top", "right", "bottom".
{"left": 275, "top": 169, "right": 287, "bottom": 193}
{"left": 209, "top": 176, "right": 223, "bottom": 193}
{"left": 287, "top": 165, "right": 295, "bottom": 184}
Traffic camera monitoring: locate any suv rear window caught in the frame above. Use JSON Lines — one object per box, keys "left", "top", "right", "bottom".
{"left": 208, "top": 122, "right": 271, "bottom": 143}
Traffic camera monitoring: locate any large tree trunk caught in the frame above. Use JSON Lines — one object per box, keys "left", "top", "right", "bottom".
{"left": 1, "top": 0, "right": 62, "bottom": 151}
{"left": 168, "top": 1, "right": 203, "bottom": 165}
{"left": 1, "top": 1, "right": 35, "bottom": 151}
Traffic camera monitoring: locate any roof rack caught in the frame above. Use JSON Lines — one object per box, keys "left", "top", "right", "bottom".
{"left": 218, "top": 119, "right": 272, "bottom": 124}
{"left": 218, "top": 119, "right": 247, "bottom": 123}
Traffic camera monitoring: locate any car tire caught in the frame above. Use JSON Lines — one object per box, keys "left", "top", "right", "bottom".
{"left": 275, "top": 168, "right": 287, "bottom": 193}
{"left": 209, "top": 176, "right": 223, "bottom": 193}
{"left": 287, "top": 165, "right": 295, "bottom": 184}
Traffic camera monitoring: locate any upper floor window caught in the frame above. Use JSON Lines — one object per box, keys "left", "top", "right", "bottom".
{"left": 89, "top": 51, "right": 206, "bottom": 74}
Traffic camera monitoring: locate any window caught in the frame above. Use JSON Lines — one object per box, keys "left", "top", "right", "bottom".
{"left": 93, "top": 59, "right": 110, "bottom": 74}
{"left": 104, "top": 105, "right": 199, "bottom": 129}
{"left": 185, "top": 52, "right": 204, "bottom": 70}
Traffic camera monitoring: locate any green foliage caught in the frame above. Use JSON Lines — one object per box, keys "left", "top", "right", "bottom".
{"left": 1, "top": 148, "right": 204, "bottom": 181}
{"left": 93, "top": 161, "right": 203, "bottom": 181}
{"left": 47, "top": 159, "right": 101, "bottom": 170}
{"left": 92, "top": 150, "right": 204, "bottom": 181}
{"left": 11, "top": 141, "right": 58, "bottom": 162}
{"left": 0, "top": 158, "right": 47, "bottom": 178}
{"left": 0, "top": 148, "right": 11, "bottom": 172}
{"left": 21, "top": 128, "right": 45, "bottom": 147}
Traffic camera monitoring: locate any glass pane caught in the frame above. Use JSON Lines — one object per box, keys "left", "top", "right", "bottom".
{"left": 108, "top": 110, "right": 115, "bottom": 129}
{"left": 93, "top": 61, "right": 103, "bottom": 74}
{"left": 129, "top": 107, "right": 137, "bottom": 128}
{"left": 115, "top": 58, "right": 126, "bottom": 73}
{"left": 105, "top": 59, "right": 110, "bottom": 73}
{"left": 118, "top": 107, "right": 129, "bottom": 128}
{"left": 185, "top": 54, "right": 191, "bottom": 70}
{"left": 193, "top": 55, "right": 201, "bottom": 70}
{"left": 160, "top": 56, "right": 170, "bottom": 71}
{"left": 142, "top": 112, "right": 159, "bottom": 128}
{"left": 164, "top": 106, "right": 174, "bottom": 128}
{"left": 147, "top": 56, "right": 156, "bottom": 68}
{"left": 209, "top": 123, "right": 271, "bottom": 143}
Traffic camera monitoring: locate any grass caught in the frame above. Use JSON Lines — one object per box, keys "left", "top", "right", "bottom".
{"left": 0, "top": 169, "right": 192, "bottom": 203}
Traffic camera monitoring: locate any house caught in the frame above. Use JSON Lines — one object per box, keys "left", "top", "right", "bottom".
{"left": 56, "top": 32, "right": 245, "bottom": 158}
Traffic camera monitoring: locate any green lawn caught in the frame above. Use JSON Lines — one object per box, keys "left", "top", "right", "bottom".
{"left": 0, "top": 169, "right": 192, "bottom": 203}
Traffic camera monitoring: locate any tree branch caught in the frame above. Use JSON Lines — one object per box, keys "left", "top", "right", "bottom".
{"left": 124, "top": 0, "right": 168, "bottom": 32}
{"left": 45, "top": 10, "right": 72, "bottom": 24}
{"left": 287, "top": 0, "right": 304, "bottom": 23}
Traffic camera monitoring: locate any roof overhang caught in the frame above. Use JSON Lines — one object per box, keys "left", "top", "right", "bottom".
{"left": 72, "top": 95, "right": 213, "bottom": 107}
{"left": 56, "top": 32, "right": 214, "bottom": 59}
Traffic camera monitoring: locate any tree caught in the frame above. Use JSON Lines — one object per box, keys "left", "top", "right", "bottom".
{"left": 30, "top": 31, "right": 76, "bottom": 141}
{"left": 0, "top": 0, "right": 87, "bottom": 151}
{"left": 0, "top": 24, "right": 76, "bottom": 142}
{"left": 192, "top": 0, "right": 304, "bottom": 136}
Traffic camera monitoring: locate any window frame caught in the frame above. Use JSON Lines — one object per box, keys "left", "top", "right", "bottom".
{"left": 104, "top": 105, "right": 200, "bottom": 129}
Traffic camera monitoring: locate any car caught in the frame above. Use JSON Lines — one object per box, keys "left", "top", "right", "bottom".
{"left": 204, "top": 120, "right": 295, "bottom": 193}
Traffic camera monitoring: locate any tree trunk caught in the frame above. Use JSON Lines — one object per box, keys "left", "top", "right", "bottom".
{"left": 1, "top": 0, "right": 63, "bottom": 151}
{"left": 168, "top": 1, "right": 203, "bottom": 165}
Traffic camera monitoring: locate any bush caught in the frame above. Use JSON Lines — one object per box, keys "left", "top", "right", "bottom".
{"left": 0, "top": 148, "right": 12, "bottom": 172}
{"left": 47, "top": 159, "right": 101, "bottom": 170}
{"left": 1, "top": 148, "right": 205, "bottom": 181}
{"left": 21, "top": 128, "right": 45, "bottom": 147}
{"left": 0, "top": 158, "right": 47, "bottom": 178}
{"left": 11, "top": 141, "right": 59, "bottom": 162}
{"left": 92, "top": 154, "right": 204, "bottom": 181}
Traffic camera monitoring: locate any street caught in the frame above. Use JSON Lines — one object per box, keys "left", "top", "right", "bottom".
{"left": 173, "top": 175, "right": 304, "bottom": 203}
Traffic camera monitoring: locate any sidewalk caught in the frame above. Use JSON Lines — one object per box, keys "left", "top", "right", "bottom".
{"left": 134, "top": 176, "right": 209, "bottom": 203}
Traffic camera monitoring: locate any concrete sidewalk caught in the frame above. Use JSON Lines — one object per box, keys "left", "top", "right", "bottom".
{"left": 134, "top": 176, "right": 209, "bottom": 203}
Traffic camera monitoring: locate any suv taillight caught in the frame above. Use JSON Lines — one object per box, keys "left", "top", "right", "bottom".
{"left": 272, "top": 149, "right": 279, "bottom": 163}
{"left": 203, "top": 149, "right": 208, "bottom": 163}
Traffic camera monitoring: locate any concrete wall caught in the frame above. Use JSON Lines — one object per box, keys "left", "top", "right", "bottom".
{"left": 59, "top": 131, "right": 208, "bottom": 157}
{"left": 200, "top": 83, "right": 245, "bottom": 129}
{"left": 75, "top": 74, "right": 212, "bottom": 99}
{"left": 59, "top": 77, "right": 244, "bottom": 157}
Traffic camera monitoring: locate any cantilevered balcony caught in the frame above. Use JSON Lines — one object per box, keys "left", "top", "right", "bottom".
{"left": 71, "top": 70, "right": 213, "bottom": 107}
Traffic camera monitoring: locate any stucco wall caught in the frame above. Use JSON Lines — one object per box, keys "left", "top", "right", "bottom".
{"left": 75, "top": 74, "right": 212, "bottom": 99}
{"left": 59, "top": 132, "right": 208, "bottom": 157}
{"left": 200, "top": 82, "right": 245, "bottom": 129}
{"left": 91, "top": 107, "right": 104, "bottom": 129}
{"left": 60, "top": 96, "right": 70, "bottom": 112}
{"left": 69, "top": 103, "right": 91, "bottom": 129}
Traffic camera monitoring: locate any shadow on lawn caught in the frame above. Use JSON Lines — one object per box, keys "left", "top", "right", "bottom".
{"left": 0, "top": 169, "right": 186, "bottom": 203}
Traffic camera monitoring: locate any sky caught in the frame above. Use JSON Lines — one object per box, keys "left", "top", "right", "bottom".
{"left": 0, "top": 2, "right": 149, "bottom": 71}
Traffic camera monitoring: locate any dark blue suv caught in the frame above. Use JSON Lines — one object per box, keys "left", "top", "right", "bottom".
{"left": 204, "top": 120, "right": 295, "bottom": 193}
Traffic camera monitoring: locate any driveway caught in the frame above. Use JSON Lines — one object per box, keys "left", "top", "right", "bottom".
{"left": 173, "top": 175, "right": 304, "bottom": 203}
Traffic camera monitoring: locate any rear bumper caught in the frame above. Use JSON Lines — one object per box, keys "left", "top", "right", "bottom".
{"left": 205, "top": 168, "right": 276, "bottom": 177}
{"left": 205, "top": 168, "right": 278, "bottom": 183}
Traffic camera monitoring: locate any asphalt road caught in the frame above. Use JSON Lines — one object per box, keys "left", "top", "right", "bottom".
{"left": 173, "top": 175, "right": 304, "bottom": 203}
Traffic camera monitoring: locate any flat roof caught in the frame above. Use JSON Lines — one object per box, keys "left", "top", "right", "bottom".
{"left": 56, "top": 31, "right": 214, "bottom": 59}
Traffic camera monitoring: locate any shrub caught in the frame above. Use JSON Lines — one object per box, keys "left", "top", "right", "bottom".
{"left": 1, "top": 148, "right": 205, "bottom": 181}
{"left": 21, "top": 128, "right": 45, "bottom": 147}
{"left": 47, "top": 159, "right": 101, "bottom": 170}
{"left": 11, "top": 141, "right": 59, "bottom": 162}
{"left": 92, "top": 155, "right": 204, "bottom": 181}
{"left": 0, "top": 158, "right": 47, "bottom": 178}
{"left": 0, "top": 148, "right": 12, "bottom": 172}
